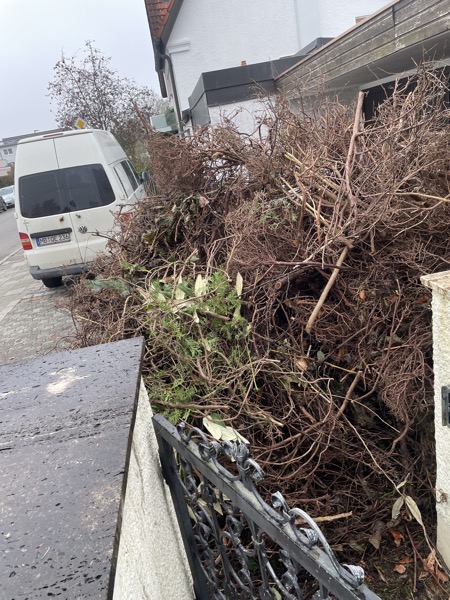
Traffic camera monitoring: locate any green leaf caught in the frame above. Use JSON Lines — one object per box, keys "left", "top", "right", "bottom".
{"left": 177, "top": 282, "right": 193, "bottom": 296}
{"left": 209, "top": 413, "right": 226, "bottom": 427}
{"left": 87, "top": 277, "right": 130, "bottom": 297}
{"left": 317, "top": 350, "right": 326, "bottom": 363}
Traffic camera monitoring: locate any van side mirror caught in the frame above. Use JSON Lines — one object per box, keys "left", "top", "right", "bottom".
{"left": 140, "top": 171, "right": 149, "bottom": 183}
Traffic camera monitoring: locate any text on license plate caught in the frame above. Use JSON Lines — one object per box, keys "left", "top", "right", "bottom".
{"left": 36, "top": 233, "right": 71, "bottom": 246}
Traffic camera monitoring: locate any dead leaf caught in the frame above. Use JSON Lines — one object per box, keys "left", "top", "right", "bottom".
{"left": 392, "top": 496, "right": 404, "bottom": 520}
{"left": 421, "top": 549, "right": 450, "bottom": 582}
{"left": 337, "top": 347, "right": 346, "bottom": 360}
{"left": 174, "top": 277, "right": 186, "bottom": 300}
{"left": 395, "top": 478, "right": 409, "bottom": 492}
{"left": 404, "top": 495, "right": 434, "bottom": 555}
{"left": 389, "top": 528, "right": 404, "bottom": 547}
{"left": 295, "top": 357, "right": 309, "bottom": 371}
{"left": 348, "top": 540, "right": 365, "bottom": 552}
{"left": 405, "top": 495, "right": 424, "bottom": 527}
{"left": 424, "top": 549, "right": 436, "bottom": 573}
{"left": 394, "top": 564, "right": 407, "bottom": 574}
{"left": 368, "top": 530, "right": 382, "bottom": 550}
{"left": 436, "top": 568, "right": 449, "bottom": 583}
{"left": 374, "top": 564, "right": 387, "bottom": 583}
{"left": 202, "top": 415, "right": 250, "bottom": 444}
{"left": 194, "top": 274, "right": 207, "bottom": 296}
{"left": 235, "top": 272, "right": 243, "bottom": 297}
{"left": 359, "top": 290, "right": 365, "bottom": 301}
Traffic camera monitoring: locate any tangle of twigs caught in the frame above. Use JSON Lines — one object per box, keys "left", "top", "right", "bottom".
{"left": 66, "top": 68, "right": 450, "bottom": 597}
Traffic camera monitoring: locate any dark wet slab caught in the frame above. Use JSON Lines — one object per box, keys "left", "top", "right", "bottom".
{"left": 0, "top": 338, "right": 144, "bottom": 599}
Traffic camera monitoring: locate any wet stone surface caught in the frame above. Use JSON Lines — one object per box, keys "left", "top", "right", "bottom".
{"left": 0, "top": 338, "right": 144, "bottom": 599}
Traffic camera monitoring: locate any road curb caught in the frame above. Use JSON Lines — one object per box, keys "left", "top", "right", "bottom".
{"left": 0, "top": 247, "right": 21, "bottom": 267}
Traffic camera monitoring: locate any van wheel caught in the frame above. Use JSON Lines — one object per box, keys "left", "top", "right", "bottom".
{"left": 43, "top": 277, "right": 63, "bottom": 289}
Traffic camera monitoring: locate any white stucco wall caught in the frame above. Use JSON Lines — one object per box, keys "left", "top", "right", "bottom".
{"left": 421, "top": 270, "right": 450, "bottom": 570}
{"left": 209, "top": 99, "right": 270, "bottom": 136}
{"left": 113, "top": 382, "right": 194, "bottom": 599}
{"left": 166, "top": 0, "right": 301, "bottom": 113}
{"left": 165, "top": 0, "right": 392, "bottom": 114}
{"left": 296, "top": 0, "right": 389, "bottom": 48}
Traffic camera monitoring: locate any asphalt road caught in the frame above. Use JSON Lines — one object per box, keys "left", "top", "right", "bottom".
{"left": 0, "top": 208, "right": 20, "bottom": 261}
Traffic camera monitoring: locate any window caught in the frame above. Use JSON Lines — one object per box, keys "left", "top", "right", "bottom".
{"left": 7, "top": 149, "right": 13, "bottom": 155}
{"left": 114, "top": 162, "right": 134, "bottom": 197}
{"left": 121, "top": 160, "right": 140, "bottom": 191}
{"left": 19, "top": 164, "right": 115, "bottom": 218}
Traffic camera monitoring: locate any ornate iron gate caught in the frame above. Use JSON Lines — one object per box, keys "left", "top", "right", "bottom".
{"left": 152, "top": 415, "right": 380, "bottom": 600}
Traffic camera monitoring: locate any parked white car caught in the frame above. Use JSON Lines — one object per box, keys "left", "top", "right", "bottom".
{"left": 0, "top": 185, "right": 15, "bottom": 208}
{"left": 0, "top": 185, "right": 15, "bottom": 207}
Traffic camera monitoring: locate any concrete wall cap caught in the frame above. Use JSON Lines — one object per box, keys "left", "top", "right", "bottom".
{"left": 421, "top": 270, "right": 450, "bottom": 296}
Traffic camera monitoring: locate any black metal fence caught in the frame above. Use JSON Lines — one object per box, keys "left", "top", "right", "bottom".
{"left": 152, "top": 415, "right": 380, "bottom": 600}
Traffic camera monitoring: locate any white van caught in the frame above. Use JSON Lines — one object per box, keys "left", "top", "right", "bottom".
{"left": 15, "top": 129, "right": 146, "bottom": 288}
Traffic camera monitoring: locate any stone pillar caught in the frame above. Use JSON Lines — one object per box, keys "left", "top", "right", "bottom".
{"left": 421, "top": 270, "right": 450, "bottom": 568}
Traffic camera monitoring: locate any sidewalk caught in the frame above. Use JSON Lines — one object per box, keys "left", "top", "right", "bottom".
{"left": 0, "top": 250, "right": 75, "bottom": 365}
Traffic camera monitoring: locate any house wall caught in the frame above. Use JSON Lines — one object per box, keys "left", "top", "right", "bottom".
{"left": 0, "top": 144, "right": 16, "bottom": 164}
{"left": 209, "top": 99, "right": 270, "bottom": 135}
{"left": 296, "top": 0, "right": 388, "bottom": 49}
{"left": 0, "top": 158, "right": 12, "bottom": 176}
{"left": 164, "top": 0, "right": 389, "bottom": 115}
{"left": 166, "top": 0, "right": 301, "bottom": 113}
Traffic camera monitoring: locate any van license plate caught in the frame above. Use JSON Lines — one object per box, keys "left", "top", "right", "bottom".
{"left": 36, "top": 233, "right": 71, "bottom": 246}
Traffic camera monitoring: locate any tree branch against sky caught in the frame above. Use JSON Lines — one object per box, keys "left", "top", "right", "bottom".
{"left": 48, "top": 41, "right": 167, "bottom": 160}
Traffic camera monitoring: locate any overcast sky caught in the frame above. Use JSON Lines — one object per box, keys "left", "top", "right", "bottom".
{"left": 0, "top": 0, "right": 161, "bottom": 139}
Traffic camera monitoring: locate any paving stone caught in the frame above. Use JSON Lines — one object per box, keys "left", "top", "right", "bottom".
{"left": 0, "top": 251, "right": 75, "bottom": 365}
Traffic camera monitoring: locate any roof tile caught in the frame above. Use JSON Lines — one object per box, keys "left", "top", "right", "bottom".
{"left": 145, "top": 0, "right": 175, "bottom": 39}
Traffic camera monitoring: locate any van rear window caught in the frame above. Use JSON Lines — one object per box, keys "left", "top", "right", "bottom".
{"left": 19, "top": 164, "right": 115, "bottom": 218}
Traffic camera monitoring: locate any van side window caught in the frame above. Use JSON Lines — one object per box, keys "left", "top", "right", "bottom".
{"left": 19, "top": 164, "right": 115, "bottom": 218}
{"left": 121, "top": 160, "right": 139, "bottom": 191}
{"left": 114, "top": 162, "right": 134, "bottom": 198}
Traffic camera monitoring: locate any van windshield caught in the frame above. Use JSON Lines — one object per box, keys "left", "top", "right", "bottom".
{"left": 19, "top": 164, "right": 115, "bottom": 218}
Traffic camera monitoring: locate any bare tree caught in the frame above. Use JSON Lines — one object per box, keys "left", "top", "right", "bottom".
{"left": 48, "top": 41, "right": 167, "bottom": 162}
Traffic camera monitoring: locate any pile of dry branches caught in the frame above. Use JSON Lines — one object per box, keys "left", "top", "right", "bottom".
{"left": 67, "top": 69, "right": 450, "bottom": 594}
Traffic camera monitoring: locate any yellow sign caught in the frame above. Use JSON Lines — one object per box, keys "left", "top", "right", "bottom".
{"left": 75, "top": 118, "right": 87, "bottom": 129}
